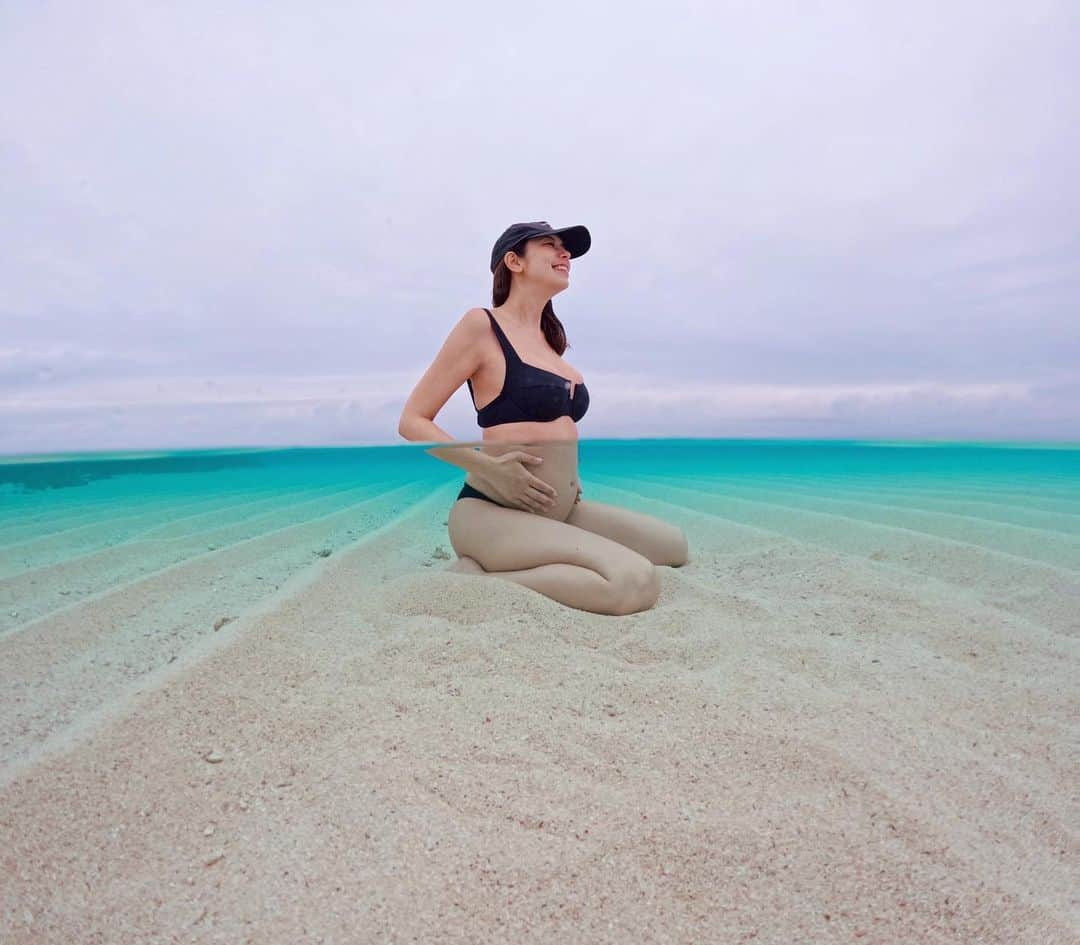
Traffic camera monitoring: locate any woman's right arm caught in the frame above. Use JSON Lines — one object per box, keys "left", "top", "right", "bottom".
{"left": 397, "top": 308, "right": 495, "bottom": 479}
{"left": 398, "top": 309, "right": 556, "bottom": 512}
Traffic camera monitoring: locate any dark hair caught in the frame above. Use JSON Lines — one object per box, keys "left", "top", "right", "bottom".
{"left": 491, "top": 238, "right": 570, "bottom": 355}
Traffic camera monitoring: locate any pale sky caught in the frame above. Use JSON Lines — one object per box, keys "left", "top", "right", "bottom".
{"left": 2, "top": 0, "right": 1078, "bottom": 455}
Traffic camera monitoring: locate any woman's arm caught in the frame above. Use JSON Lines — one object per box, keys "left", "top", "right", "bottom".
{"left": 398, "top": 308, "right": 495, "bottom": 479}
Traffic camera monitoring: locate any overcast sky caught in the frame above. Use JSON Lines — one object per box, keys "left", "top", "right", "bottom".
{"left": 2, "top": 0, "right": 1078, "bottom": 455}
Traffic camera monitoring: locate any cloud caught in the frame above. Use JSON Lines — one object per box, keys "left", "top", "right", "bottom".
{"left": 1, "top": 1, "right": 1078, "bottom": 453}
{"left": 3, "top": 367, "right": 1075, "bottom": 455}
{"left": 0, "top": 344, "right": 171, "bottom": 391}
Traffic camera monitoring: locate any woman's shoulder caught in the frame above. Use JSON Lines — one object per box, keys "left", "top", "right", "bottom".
{"left": 456, "top": 306, "right": 493, "bottom": 333}
{"left": 444, "top": 308, "right": 492, "bottom": 346}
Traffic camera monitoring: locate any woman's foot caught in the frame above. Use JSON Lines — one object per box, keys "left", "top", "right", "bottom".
{"left": 445, "top": 555, "right": 486, "bottom": 575}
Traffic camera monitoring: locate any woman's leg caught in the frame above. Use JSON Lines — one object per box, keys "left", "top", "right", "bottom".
{"left": 447, "top": 498, "right": 660, "bottom": 616}
{"left": 565, "top": 498, "right": 689, "bottom": 566}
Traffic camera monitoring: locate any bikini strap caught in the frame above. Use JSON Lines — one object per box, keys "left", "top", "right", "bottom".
{"left": 481, "top": 308, "right": 521, "bottom": 365}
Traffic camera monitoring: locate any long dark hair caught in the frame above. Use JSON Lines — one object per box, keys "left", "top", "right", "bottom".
{"left": 491, "top": 238, "right": 570, "bottom": 356}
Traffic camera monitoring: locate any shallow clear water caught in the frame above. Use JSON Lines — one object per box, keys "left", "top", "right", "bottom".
{"left": 3, "top": 438, "right": 1080, "bottom": 515}
{"left": 1, "top": 438, "right": 1077, "bottom": 777}
{"left": 3, "top": 438, "right": 1078, "bottom": 610}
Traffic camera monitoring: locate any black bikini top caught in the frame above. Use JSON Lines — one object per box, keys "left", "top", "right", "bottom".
{"left": 467, "top": 308, "right": 590, "bottom": 429}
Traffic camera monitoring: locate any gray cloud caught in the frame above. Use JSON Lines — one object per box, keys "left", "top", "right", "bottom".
{"left": 1, "top": 0, "right": 1078, "bottom": 453}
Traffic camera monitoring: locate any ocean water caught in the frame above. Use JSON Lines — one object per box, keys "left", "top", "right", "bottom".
{"left": 3, "top": 439, "right": 1080, "bottom": 566}
{"left": 4, "top": 437, "right": 1080, "bottom": 521}
{"left": 3, "top": 434, "right": 1078, "bottom": 630}
{"left": 2, "top": 437, "right": 1079, "bottom": 773}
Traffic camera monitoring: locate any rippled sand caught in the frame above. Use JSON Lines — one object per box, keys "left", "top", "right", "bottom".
{"left": 1, "top": 470, "right": 1077, "bottom": 943}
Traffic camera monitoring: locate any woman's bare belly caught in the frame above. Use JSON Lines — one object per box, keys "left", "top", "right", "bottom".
{"left": 464, "top": 418, "right": 579, "bottom": 523}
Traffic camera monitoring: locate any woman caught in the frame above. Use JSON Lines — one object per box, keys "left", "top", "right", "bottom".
{"left": 398, "top": 221, "right": 689, "bottom": 615}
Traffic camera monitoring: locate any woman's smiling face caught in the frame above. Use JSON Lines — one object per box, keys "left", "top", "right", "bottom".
{"left": 517, "top": 233, "right": 572, "bottom": 287}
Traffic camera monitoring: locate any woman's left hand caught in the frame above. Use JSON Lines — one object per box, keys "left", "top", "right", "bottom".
{"left": 574, "top": 485, "right": 582, "bottom": 505}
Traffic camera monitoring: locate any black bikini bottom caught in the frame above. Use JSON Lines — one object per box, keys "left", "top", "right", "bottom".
{"left": 456, "top": 481, "right": 509, "bottom": 508}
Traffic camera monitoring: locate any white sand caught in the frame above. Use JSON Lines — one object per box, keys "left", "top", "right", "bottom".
{"left": 1, "top": 479, "right": 1077, "bottom": 943}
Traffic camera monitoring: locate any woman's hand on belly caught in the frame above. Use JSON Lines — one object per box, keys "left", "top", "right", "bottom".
{"left": 531, "top": 468, "right": 580, "bottom": 521}
{"left": 476, "top": 436, "right": 580, "bottom": 520}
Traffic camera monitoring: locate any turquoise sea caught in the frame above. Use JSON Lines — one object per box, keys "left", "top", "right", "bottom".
{"left": 4, "top": 439, "right": 1080, "bottom": 572}
{"left": 4, "top": 438, "right": 1080, "bottom": 547}
{"left": 3, "top": 436, "right": 1078, "bottom": 667}
{"left": 3, "top": 435, "right": 1080, "bottom": 757}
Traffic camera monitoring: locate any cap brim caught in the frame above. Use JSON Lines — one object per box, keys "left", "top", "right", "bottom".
{"left": 549, "top": 225, "right": 591, "bottom": 259}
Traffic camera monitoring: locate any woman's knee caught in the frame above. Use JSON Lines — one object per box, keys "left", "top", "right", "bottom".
{"left": 667, "top": 528, "right": 689, "bottom": 567}
{"left": 607, "top": 561, "right": 661, "bottom": 615}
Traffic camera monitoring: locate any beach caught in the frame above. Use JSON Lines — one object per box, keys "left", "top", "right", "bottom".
{"left": 1, "top": 444, "right": 1078, "bottom": 943}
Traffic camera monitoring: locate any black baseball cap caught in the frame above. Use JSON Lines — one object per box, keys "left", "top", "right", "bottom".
{"left": 490, "top": 221, "right": 591, "bottom": 273}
